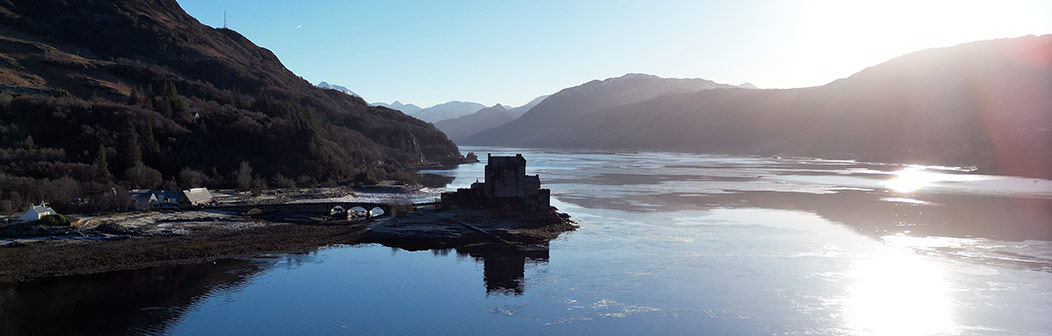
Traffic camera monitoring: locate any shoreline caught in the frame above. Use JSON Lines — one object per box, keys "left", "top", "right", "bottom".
{"left": 0, "top": 203, "right": 575, "bottom": 283}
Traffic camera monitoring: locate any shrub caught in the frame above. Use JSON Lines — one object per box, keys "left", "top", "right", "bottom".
{"left": 38, "top": 214, "right": 71, "bottom": 226}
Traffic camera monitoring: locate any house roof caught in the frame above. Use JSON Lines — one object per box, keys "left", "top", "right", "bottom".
{"left": 132, "top": 192, "right": 158, "bottom": 203}
{"left": 182, "top": 188, "right": 213, "bottom": 203}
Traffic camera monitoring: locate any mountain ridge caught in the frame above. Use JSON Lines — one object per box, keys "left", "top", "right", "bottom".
{"left": 464, "top": 73, "right": 739, "bottom": 145}
{"left": 468, "top": 35, "right": 1052, "bottom": 178}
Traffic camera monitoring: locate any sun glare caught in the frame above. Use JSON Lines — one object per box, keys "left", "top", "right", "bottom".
{"left": 882, "top": 166, "right": 991, "bottom": 193}
{"left": 883, "top": 168, "right": 938, "bottom": 193}
{"left": 845, "top": 248, "right": 956, "bottom": 336}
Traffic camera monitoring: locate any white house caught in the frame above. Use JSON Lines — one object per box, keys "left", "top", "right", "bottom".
{"left": 18, "top": 202, "right": 58, "bottom": 222}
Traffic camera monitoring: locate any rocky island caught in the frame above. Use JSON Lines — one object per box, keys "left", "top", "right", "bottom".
{"left": 369, "top": 154, "right": 575, "bottom": 250}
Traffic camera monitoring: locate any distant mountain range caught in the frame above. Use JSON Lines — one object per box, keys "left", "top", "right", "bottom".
{"left": 372, "top": 94, "right": 549, "bottom": 131}
{"left": 408, "top": 101, "right": 487, "bottom": 123}
{"left": 434, "top": 104, "right": 515, "bottom": 142}
{"left": 464, "top": 36, "right": 1052, "bottom": 179}
{"left": 371, "top": 101, "right": 484, "bottom": 123}
{"left": 371, "top": 101, "right": 424, "bottom": 116}
{"left": 431, "top": 95, "right": 551, "bottom": 141}
{"left": 316, "top": 81, "right": 358, "bottom": 97}
{"left": 465, "top": 73, "right": 739, "bottom": 146}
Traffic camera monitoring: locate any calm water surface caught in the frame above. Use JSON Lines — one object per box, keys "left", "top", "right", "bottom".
{"left": 2, "top": 147, "right": 1050, "bottom": 335}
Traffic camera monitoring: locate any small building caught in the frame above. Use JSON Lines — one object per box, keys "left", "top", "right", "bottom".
{"left": 130, "top": 190, "right": 181, "bottom": 210}
{"left": 131, "top": 192, "right": 159, "bottom": 210}
{"left": 440, "top": 154, "right": 550, "bottom": 209}
{"left": 18, "top": 202, "right": 58, "bottom": 222}
{"left": 179, "top": 188, "right": 214, "bottom": 207}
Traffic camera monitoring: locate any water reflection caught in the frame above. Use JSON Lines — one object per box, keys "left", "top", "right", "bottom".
{"left": 884, "top": 167, "right": 939, "bottom": 192}
{"left": 883, "top": 166, "right": 992, "bottom": 193}
{"left": 0, "top": 259, "right": 270, "bottom": 335}
{"left": 0, "top": 244, "right": 550, "bottom": 335}
{"left": 426, "top": 245, "right": 550, "bottom": 296}
{"left": 846, "top": 248, "right": 955, "bottom": 336}
{"left": 473, "top": 247, "right": 549, "bottom": 296}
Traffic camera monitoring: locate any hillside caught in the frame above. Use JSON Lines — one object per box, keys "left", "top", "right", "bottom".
{"left": 464, "top": 73, "right": 738, "bottom": 145}
{"left": 0, "top": 0, "right": 464, "bottom": 212}
{"left": 472, "top": 36, "right": 1052, "bottom": 178}
{"left": 433, "top": 104, "right": 515, "bottom": 142}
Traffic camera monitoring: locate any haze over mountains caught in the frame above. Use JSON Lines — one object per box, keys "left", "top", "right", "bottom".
{"left": 431, "top": 95, "right": 550, "bottom": 141}
{"left": 464, "top": 36, "right": 1052, "bottom": 179}
{"left": 465, "top": 73, "right": 740, "bottom": 145}
{"left": 407, "top": 101, "right": 487, "bottom": 123}
{"left": 433, "top": 104, "right": 514, "bottom": 142}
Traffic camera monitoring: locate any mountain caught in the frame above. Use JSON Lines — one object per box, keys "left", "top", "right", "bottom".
{"left": 479, "top": 36, "right": 1052, "bottom": 179}
{"left": 507, "top": 95, "right": 550, "bottom": 119}
{"left": 316, "top": 81, "right": 358, "bottom": 97}
{"left": 433, "top": 104, "right": 515, "bottom": 143}
{"left": 737, "top": 82, "right": 759, "bottom": 89}
{"left": 463, "top": 73, "right": 738, "bottom": 146}
{"left": 410, "top": 101, "right": 487, "bottom": 123}
{"left": 371, "top": 101, "right": 423, "bottom": 116}
{"left": 0, "top": 0, "right": 464, "bottom": 211}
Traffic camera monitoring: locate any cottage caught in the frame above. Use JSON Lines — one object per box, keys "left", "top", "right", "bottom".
{"left": 179, "top": 188, "right": 214, "bottom": 207}
{"left": 18, "top": 202, "right": 58, "bottom": 222}
{"left": 130, "top": 190, "right": 181, "bottom": 210}
{"left": 131, "top": 192, "right": 158, "bottom": 210}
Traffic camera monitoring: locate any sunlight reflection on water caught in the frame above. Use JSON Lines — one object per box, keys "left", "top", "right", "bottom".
{"left": 883, "top": 166, "right": 991, "bottom": 193}
{"left": 846, "top": 248, "right": 956, "bottom": 336}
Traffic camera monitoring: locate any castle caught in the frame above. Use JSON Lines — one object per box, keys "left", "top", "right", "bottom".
{"left": 439, "top": 154, "right": 550, "bottom": 209}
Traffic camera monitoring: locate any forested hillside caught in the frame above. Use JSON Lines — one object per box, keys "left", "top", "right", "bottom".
{"left": 0, "top": 0, "right": 464, "bottom": 212}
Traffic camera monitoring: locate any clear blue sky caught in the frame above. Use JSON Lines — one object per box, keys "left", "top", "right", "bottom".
{"left": 177, "top": 0, "right": 1052, "bottom": 107}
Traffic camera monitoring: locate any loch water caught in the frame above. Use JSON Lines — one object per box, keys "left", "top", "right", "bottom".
{"left": 2, "top": 146, "right": 1050, "bottom": 335}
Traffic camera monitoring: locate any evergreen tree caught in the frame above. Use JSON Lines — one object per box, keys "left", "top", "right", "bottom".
{"left": 94, "top": 144, "right": 111, "bottom": 178}
{"left": 119, "top": 121, "right": 142, "bottom": 169}
{"left": 141, "top": 123, "right": 161, "bottom": 161}
{"left": 162, "top": 80, "right": 178, "bottom": 98}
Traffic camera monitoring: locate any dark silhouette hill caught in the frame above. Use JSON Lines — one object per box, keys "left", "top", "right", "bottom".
{"left": 467, "top": 36, "right": 1052, "bottom": 178}
{"left": 0, "top": 0, "right": 464, "bottom": 211}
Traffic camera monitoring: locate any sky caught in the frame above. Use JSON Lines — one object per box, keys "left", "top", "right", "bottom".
{"left": 176, "top": 0, "right": 1052, "bottom": 107}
